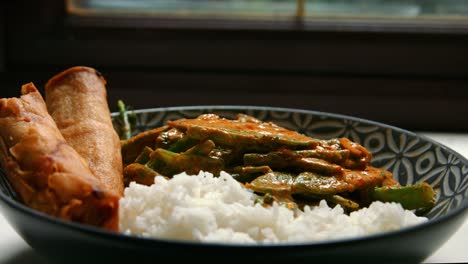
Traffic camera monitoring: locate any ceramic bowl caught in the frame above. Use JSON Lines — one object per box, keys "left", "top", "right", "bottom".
{"left": 0, "top": 106, "right": 466, "bottom": 264}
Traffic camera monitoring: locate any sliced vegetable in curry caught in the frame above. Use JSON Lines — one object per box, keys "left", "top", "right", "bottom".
{"left": 120, "top": 113, "right": 436, "bottom": 213}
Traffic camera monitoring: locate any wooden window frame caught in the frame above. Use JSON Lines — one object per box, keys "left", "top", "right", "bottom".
{"left": 1, "top": 0, "right": 468, "bottom": 131}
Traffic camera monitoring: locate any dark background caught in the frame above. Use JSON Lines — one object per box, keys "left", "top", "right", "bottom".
{"left": 1, "top": 1, "right": 467, "bottom": 131}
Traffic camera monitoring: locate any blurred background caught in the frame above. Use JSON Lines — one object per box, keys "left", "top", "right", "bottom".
{"left": 0, "top": 0, "right": 467, "bottom": 131}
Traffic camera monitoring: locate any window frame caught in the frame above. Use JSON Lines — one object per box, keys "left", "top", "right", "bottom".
{"left": 2, "top": 0, "right": 468, "bottom": 131}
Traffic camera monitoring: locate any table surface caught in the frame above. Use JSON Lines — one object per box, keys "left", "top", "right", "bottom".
{"left": 0, "top": 132, "right": 467, "bottom": 264}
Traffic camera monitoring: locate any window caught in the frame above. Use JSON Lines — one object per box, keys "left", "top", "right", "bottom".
{"left": 1, "top": 1, "right": 468, "bottom": 131}
{"left": 68, "top": 0, "right": 468, "bottom": 28}
{"left": 70, "top": 0, "right": 468, "bottom": 18}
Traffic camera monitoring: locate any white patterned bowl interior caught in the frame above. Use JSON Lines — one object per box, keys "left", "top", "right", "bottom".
{"left": 113, "top": 105, "right": 468, "bottom": 219}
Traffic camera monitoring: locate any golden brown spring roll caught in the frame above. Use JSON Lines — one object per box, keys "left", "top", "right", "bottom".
{"left": 0, "top": 83, "right": 119, "bottom": 230}
{"left": 45, "top": 66, "right": 124, "bottom": 196}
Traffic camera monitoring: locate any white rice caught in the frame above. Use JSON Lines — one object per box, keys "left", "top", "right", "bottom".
{"left": 119, "top": 171, "right": 428, "bottom": 244}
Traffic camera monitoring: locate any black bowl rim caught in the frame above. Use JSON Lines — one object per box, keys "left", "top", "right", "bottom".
{"left": 114, "top": 104, "right": 468, "bottom": 166}
{"left": 1, "top": 105, "right": 467, "bottom": 249}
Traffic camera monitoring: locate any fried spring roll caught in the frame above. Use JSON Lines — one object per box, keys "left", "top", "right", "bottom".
{"left": 45, "top": 66, "right": 124, "bottom": 195}
{"left": 0, "top": 83, "right": 119, "bottom": 230}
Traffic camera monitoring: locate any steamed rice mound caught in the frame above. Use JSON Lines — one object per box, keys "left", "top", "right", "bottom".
{"left": 119, "top": 171, "right": 427, "bottom": 244}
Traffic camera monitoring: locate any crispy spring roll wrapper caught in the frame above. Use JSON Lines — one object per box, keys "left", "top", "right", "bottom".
{"left": 0, "top": 83, "right": 119, "bottom": 230}
{"left": 45, "top": 66, "right": 124, "bottom": 196}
